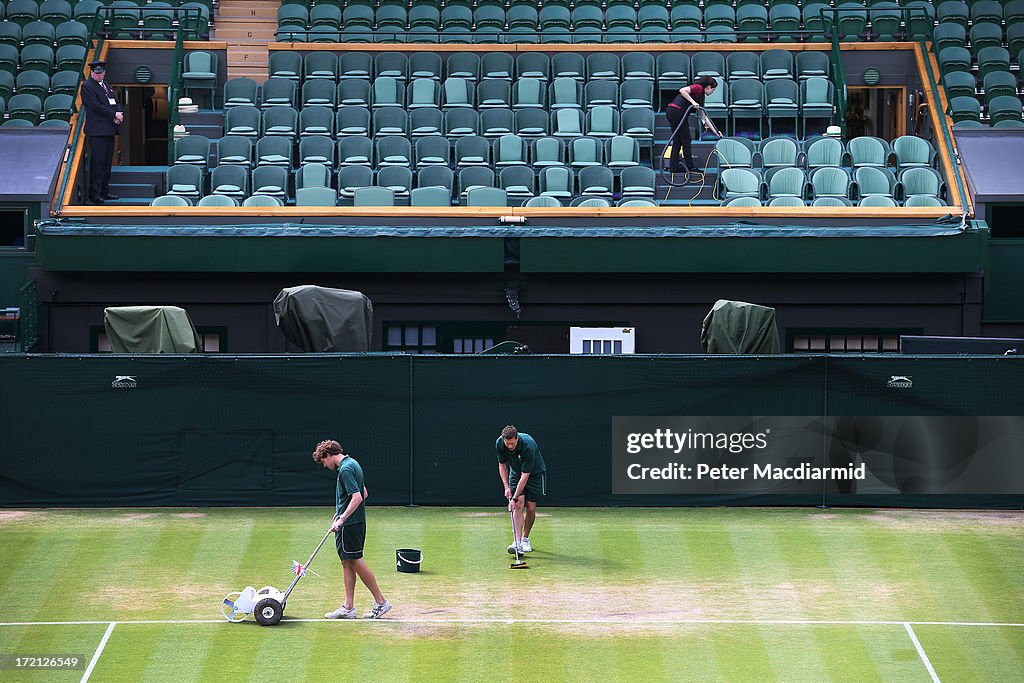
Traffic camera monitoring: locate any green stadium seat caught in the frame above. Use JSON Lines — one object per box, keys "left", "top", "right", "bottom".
{"left": 800, "top": 77, "right": 835, "bottom": 138}
{"left": 304, "top": 53, "right": 338, "bottom": 81}
{"left": 22, "top": 20, "right": 56, "bottom": 48}
{"left": 724, "top": 196, "right": 762, "bottom": 207}
{"left": 372, "top": 108, "right": 408, "bottom": 137}
{"left": 224, "top": 78, "right": 259, "bottom": 111}
{"left": 766, "top": 195, "right": 803, "bottom": 207}
{"left": 337, "top": 136, "right": 371, "bottom": 168}
{"left": 847, "top": 136, "right": 891, "bottom": 167}
{"left": 811, "top": 196, "right": 852, "bottom": 207}
{"left": 549, "top": 78, "right": 583, "bottom": 110}
{"left": 183, "top": 51, "right": 217, "bottom": 106}
{"left": 7, "top": 0, "right": 40, "bottom": 28}
{"left": 854, "top": 166, "right": 898, "bottom": 200}
{"left": 714, "top": 137, "right": 756, "bottom": 170}
{"left": 760, "top": 50, "right": 794, "bottom": 81}
{"left": 55, "top": 45, "right": 86, "bottom": 74}
{"left": 692, "top": 53, "right": 725, "bottom": 80}
{"left": 987, "top": 95, "right": 1023, "bottom": 126}
{"left": 302, "top": 79, "right": 336, "bottom": 109}
{"left": 242, "top": 194, "right": 283, "bottom": 207}
{"left": 706, "top": 26, "right": 737, "bottom": 44}
{"left": 441, "top": 77, "right": 474, "bottom": 109}
{"left": 969, "top": 23, "right": 1004, "bottom": 53}
{"left": 262, "top": 107, "right": 298, "bottom": 140}
{"left": 720, "top": 168, "right": 762, "bottom": 201}
{"left": 524, "top": 195, "right": 561, "bottom": 207}
{"left": 465, "top": 186, "right": 507, "bottom": 207}
{"left": 297, "top": 162, "right": 332, "bottom": 190}
{"left": 618, "top": 198, "right": 657, "bottom": 207}
{"left": 514, "top": 53, "right": 549, "bottom": 82}
{"left": 373, "top": 52, "right": 407, "bottom": 82}
{"left": 1007, "top": 25, "right": 1024, "bottom": 60}
{"left": 892, "top": 135, "right": 936, "bottom": 171}
{"left": 454, "top": 135, "right": 490, "bottom": 168}
{"left": 933, "top": 24, "right": 967, "bottom": 54}
{"left": 447, "top": 53, "right": 480, "bottom": 82}
{"left": 277, "top": 5, "right": 308, "bottom": 31}
{"left": 568, "top": 136, "right": 604, "bottom": 169}
{"left": 254, "top": 136, "right": 293, "bottom": 169}
{"left": 538, "top": 165, "right": 574, "bottom": 203}
{"left": 802, "top": 3, "right": 829, "bottom": 42}
{"left": 796, "top": 53, "right": 830, "bottom": 82}
{"left": 296, "top": 186, "right": 338, "bottom": 207}
{"left": 638, "top": 5, "right": 669, "bottom": 31}
{"left": 493, "top": 134, "right": 529, "bottom": 168}
{"left": 151, "top": 194, "right": 192, "bottom": 207}
{"left": 552, "top": 53, "right": 585, "bottom": 81}
{"left": 606, "top": 135, "right": 640, "bottom": 173}
{"left": 376, "top": 6, "right": 407, "bottom": 35}
{"left": 338, "top": 80, "right": 370, "bottom": 108}
{"left": 905, "top": 1, "right": 936, "bottom": 41}
{"left": 372, "top": 76, "right": 405, "bottom": 109}
{"left": 444, "top": 108, "right": 480, "bottom": 139}
{"left": 374, "top": 136, "right": 411, "bottom": 169}
{"left": 765, "top": 80, "right": 799, "bottom": 137}
{"left": 943, "top": 71, "right": 977, "bottom": 99}
{"left": 936, "top": 1, "right": 970, "bottom": 30}
{"left": 414, "top": 136, "right": 450, "bottom": 168}
{"left": 416, "top": 167, "right": 453, "bottom": 201}
{"left": 737, "top": 5, "right": 768, "bottom": 43}
{"left": 903, "top": 194, "right": 944, "bottom": 207}
{"left": 335, "top": 168, "right": 372, "bottom": 205}
{"left": 457, "top": 166, "right": 496, "bottom": 201}
{"left": 729, "top": 79, "right": 765, "bottom": 138}
{"left": 656, "top": 53, "right": 690, "bottom": 99}
{"left": 768, "top": 5, "right": 801, "bottom": 42}
{"left": 198, "top": 194, "right": 239, "bottom": 207}
{"left": 571, "top": 196, "right": 612, "bottom": 207}
{"left": 269, "top": 53, "right": 301, "bottom": 82}
{"left": 587, "top": 54, "right": 621, "bottom": 82}
{"left": 49, "top": 70, "right": 78, "bottom": 99}
{"left": 499, "top": 166, "right": 536, "bottom": 203}
{"left": 165, "top": 164, "right": 204, "bottom": 201}
{"left": 408, "top": 78, "right": 441, "bottom": 109}
{"left": 859, "top": 195, "right": 897, "bottom": 207}
{"left": 42, "top": 93, "right": 72, "bottom": 122}
{"left": 759, "top": 136, "right": 799, "bottom": 168}
{"left": 619, "top": 166, "right": 656, "bottom": 201}
{"left": 298, "top": 136, "right": 335, "bottom": 169}
{"left": 299, "top": 107, "right": 334, "bottom": 138}
{"left": 622, "top": 53, "right": 655, "bottom": 83}
{"left": 409, "top": 107, "right": 443, "bottom": 137}
{"left": 409, "top": 53, "right": 442, "bottom": 81}
{"left": 869, "top": 3, "right": 903, "bottom": 41}
{"left": 474, "top": 6, "right": 505, "bottom": 32}
{"left": 410, "top": 185, "right": 451, "bottom": 207}
{"left": 977, "top": 47, "right": 1010, "bottom": 79}
{"left": 766, "top": 167, "right": 806, "bottom": 202}
{"left": 970, "top": 0, "right": 1003, "bottom": 27}
{"left": 217, "top": 135, "right": 254, "bottom": 167}
{"left": 552, "top": 108, "right": 585, "bottom": 139}
{"left": 584, "top": 80, "right": 617, "bottom": 110}
{"left": 983, "top": 71, "right": 1018, "bottom": 100}
{"left": 727, "top": 52, "right": 761, "bottom": 81}
{"left": 946, "top": 95, "right": 978, "bottom": 123}
{"left": 261, "top": 78, "right": 296, "bottom": 109}
{"left": 512, "top": 108, "right": 546, "bottom": 138}
{"left": 481, "top": 53, "right": 514, "bottom": 82}
{"left": 702, "top": 77, "right": 728, "bottom": 130}
{"left": 531, "top": 137, "right": 566, "bottom": 169}
{"left": 809, "top": 167, "right": 852, "bottom": 200}
{"left": 899, "top": 167, "right": 944, "bottom": 202}
{"left": 478, "top": 79, "right": 511, "bottom": 110}
{"left": 20, "top": 44, "right": 54, "bottom": 74}
{"left": 572, "top": 6, "right": 603, "bottom": 31}
{"left": 16, "top": 70, "right": 50, "bottom": 103}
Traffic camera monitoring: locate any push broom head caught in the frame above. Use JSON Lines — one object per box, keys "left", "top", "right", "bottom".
{"left": 510, "top": 560, "right": 529, "bottom": 569}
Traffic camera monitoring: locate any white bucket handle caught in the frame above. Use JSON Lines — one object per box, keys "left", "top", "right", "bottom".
{"left": 397, "top": 551, "right": 423, "bottom": 564}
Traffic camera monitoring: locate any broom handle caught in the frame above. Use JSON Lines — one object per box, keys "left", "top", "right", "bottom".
{"left": 283, "top": 518, "right": 338, "bottom": 603}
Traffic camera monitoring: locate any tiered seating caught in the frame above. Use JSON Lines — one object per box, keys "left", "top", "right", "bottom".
{"left": 716, "top": 134, "right": 948, "bottom": 206}
{"left": 938, "top": 0, "right": 1024, "bottom": 128}
{"left": 274, "top": 0, "right": 933, "bottom": 44}
{"left": 164, "top": 48, "right": 683, "bottom": 206}
{"left": 0, "top": 0, "right": 99, "bottom": 126}
{"left": 90, "top": 1, "right": 214, "bottom": 41}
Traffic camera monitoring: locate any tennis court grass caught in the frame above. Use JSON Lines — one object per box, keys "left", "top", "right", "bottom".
{"left": 1, "top": 507, "right": 1021, "bottom": 681}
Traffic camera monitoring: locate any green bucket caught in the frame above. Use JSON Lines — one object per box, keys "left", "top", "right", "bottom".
{"left": 396, "top": 548, "right": 422, "bottom": 573}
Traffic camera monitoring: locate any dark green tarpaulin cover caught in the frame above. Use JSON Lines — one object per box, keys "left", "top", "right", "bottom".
{"left": 273, "top": 285, "right": 373, "bottom": 352}
{"left": 700, "top": 300, "right": 780, "bottom": 354}
{"left": 103, "top": 306, "right": 202, "bottom": 353}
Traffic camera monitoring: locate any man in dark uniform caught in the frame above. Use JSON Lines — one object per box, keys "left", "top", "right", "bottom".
{"left": 496, "top": 425, "right": 547, "bottom": 555}
{"left": 79, "top": 60, "right": 123, "bottom": 204}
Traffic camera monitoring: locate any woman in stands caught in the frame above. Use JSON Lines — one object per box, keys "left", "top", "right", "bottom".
{"left": 664, "top": 76, "right": 717, "bottom": 174}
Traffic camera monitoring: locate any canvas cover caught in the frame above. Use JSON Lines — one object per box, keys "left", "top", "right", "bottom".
{"left": 700, "top": 300, "right": 780, "bottom": 354}
{"left": 103, "top": 306, "right": 202, "bottom": 353}
{"left": 273, "top": 285, "right": 373, "bottom": 352}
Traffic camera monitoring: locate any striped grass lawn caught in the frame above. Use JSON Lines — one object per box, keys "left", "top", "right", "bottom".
{"left": 0, "top": 507, "right": 1022, "bottom": 681}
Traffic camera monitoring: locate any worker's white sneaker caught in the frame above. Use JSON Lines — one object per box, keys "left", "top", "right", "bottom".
{"left": 364, "top": 600, "right": 392, "bottom": 619}
{"left": 325, "top": 604, "right": 357, "bottom": 619}
{"left": 521, "top": 538, "right": 533, "bottom": 553}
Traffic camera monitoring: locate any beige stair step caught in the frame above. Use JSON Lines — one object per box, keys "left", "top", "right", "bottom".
{"left": 215, "top": 26, "right": 277, "bottom": 41}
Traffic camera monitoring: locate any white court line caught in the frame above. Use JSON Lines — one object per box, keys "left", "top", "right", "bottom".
{"left": 80, "top": 621, "right": 116, "bottom": 683}
{"left": 905, "top": 622, "right": 941, "bottom": 683}
{"left": 1, "top": 618, "right": 1023, "bottom": 627}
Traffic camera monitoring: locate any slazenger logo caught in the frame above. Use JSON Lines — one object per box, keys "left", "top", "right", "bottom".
{"left": 887, "top": 375, "right": 913, "bottom": 389}
{"left": 111, "top": 375, "right": 137, "bottom": 389}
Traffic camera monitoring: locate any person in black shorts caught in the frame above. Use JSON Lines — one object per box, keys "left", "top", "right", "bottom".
{"left": 313, "top": 439, "right": 392, "bottom": 619}
{"left": 496, "top": 425, "right": 547, "bottom": 554}
{"left": 664, "top": 76, "right": 718, "bottom": 173}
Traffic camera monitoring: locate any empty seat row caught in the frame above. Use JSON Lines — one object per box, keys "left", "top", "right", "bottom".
{"left": 0, "top": 42, "right": 86, "bottom": 74}
{"left": 724, "top": 195, "right": 946, "bottom": 208}
{"left": 163, "top": 161, "right": 658, "bottom": 206}
{"left": 225, "top": 75, "right": 658, "bottom": 111}
{"left": 719, "top": 165, "right": 947, "bottom": 205}
{"left": 714, "top": 134, "right": 938, "bottom": 173}
{"left": 176, "top": 133, "right": 644, "bottom": 174}
{"left": 0, "top": 90, "right": 70, "bottom": 123}
{"left": 0, "top": 18, "right": 90, "bottom": 49}
{"left": 262, "top": 50, "right": 830, "bottom": 86}
{"left": 0, "top": 67, "right": 80, "bottom": 101}
{"left": 221, "top": 105, "right": 656, "bottom": 147}
{"left": 933, "top": 19, "right": 1024, "bottom": 59}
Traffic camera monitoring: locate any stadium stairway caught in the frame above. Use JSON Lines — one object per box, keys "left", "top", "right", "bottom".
{"left": 214, "top": 0, "right": 279, "bottom": 81}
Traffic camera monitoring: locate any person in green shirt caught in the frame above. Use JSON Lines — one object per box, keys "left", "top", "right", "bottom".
{"left": 496, "top": 425, "right": 547, "bottom": 555}
{"left": 312, "top": 439, "right": 392, "bottom": 620}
